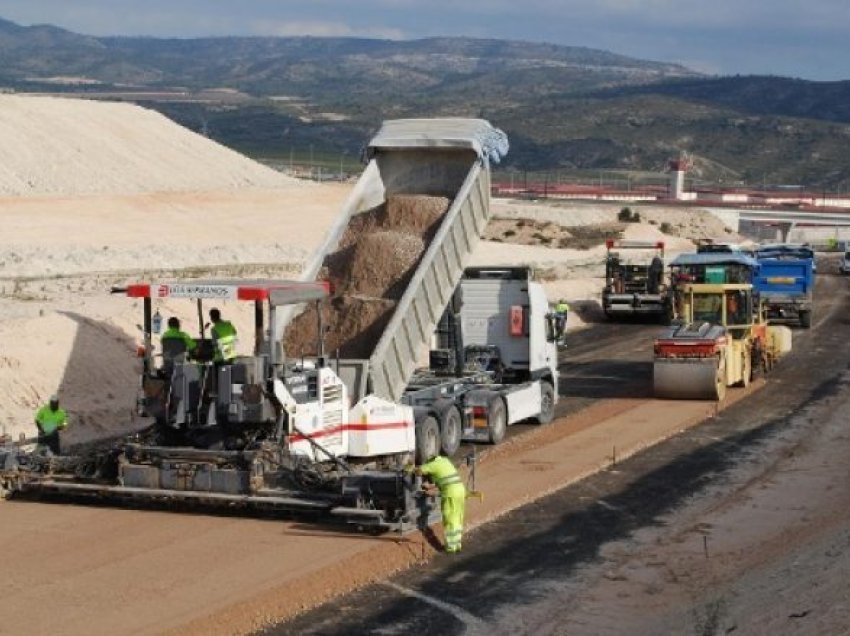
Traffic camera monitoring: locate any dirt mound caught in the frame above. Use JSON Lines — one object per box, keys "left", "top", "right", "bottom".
{"left": 485, "top": 217, "right": 624, "bottom": 250}
{"left": 385, "top": 194, "right": 450, "bottom": 233}
{"left": 0, "top": 94, "right": 296, "bottom": 196}
{"left": 337, "top": 195, "right": 449, "bottom": 250}
{"left": 284, "top": 194, "right": 450, "bottom": 358}
{"left": 340, "top": 231, "right": 425, "bottom": 298}
{"left": 285, "top": 297, "right": 397, "bottom": 359}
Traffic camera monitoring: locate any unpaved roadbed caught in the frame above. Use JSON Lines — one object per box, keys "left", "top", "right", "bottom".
{"left": 0, "top": 386, "right": 756, "bottom": 635}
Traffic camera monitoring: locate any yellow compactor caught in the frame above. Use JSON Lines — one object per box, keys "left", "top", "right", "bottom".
{"left": 653, "top": 283, "right": 791, "bottom": 400}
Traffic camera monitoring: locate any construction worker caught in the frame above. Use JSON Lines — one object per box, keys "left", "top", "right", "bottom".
{"left": 34, "top": 394, "right": 67, "bottom": 455}
{"left": 161, "top": 317, "right": 196, "bottom": 355}
{"left": 726, "top": 291, "right": 746, "bottom": 325}
{"left": 554, "top": 299, "right": 570, "bottom": 344}
{"left": 416, "top": 453, "right": 466, "bottom": 553}
{"left": 209, "top": 308, "right": 237, "bottom": 362}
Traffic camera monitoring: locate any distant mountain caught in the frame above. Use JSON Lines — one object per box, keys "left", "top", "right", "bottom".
{"left": 1, "top": 16, "right": 849, "bottom": 189}
{"left": 605, "top": 76, "right": 850, "bottom": 124}
{"left": 0, "top": 17, "right": 696, "bottom": 95}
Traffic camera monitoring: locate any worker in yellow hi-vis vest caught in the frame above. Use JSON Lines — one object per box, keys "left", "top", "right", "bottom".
{"left": 34, "top": 394, "right": 67, "bottom": 455}
{"left": 209, "top": 308, "right": 237, "bottom": 362}
{"left": 554, "top": 299, "right": 570, "bottom": 345}
{"left": 416, "top": 453, "right": 466, "bottom": 553}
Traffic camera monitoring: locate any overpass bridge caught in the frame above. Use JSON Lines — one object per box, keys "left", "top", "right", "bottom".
{"left": 705, "top": 207, "right": 850, "bottom": 242}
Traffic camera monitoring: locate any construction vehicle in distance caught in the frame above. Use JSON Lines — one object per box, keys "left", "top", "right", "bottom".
{"left": 0, "top": 119, "right": 558, "bottom": 530}
{"left": 654, "top": 253, "right": 791, "bottom": 401}
{"left": 602, "top": 239, "right": 671, "bottom": 321}
{"left": 668, "top": 251, "right": 755, "bottom": 327}
{"left": 754, "top": 244, "right": 815, "bottom": 328}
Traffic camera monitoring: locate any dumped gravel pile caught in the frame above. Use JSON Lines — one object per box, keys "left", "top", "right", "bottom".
{"left": 345, "top": 232, "right": 425, "bottom": 297}
{"left": 285, "top": 194, "right": 450, "bottom": 358}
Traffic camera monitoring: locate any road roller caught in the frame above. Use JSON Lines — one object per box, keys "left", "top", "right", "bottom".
{"left": 654, "top": 282, "right": 790, "bottom": 400}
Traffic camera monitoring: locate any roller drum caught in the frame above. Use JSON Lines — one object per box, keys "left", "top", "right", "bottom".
{"left": 653, "top": 357, "right": 726, "bottom": 401}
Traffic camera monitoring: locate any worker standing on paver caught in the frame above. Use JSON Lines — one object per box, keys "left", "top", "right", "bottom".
{"left": 162, "top": 317, "right": 196, "bottom": 355}
{"left": 554, "top": 299, "right": 570, "bottom": 345}
{"left": 209, "top": 308, "right": 237, "bottom": 362}
{"left": 34, "top": 394, "right": 67, "bottom": 455}
{"left": 416, "top": 453, "right": 466, "bottom": 553}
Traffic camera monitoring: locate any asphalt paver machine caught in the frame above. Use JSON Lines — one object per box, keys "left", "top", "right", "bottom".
{"left": 0, "top": 279, "right": 435, "bottom": 531}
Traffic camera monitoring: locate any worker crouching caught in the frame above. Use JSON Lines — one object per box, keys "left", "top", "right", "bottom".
{"left": 417, "top": 453, "right": 466, "bottom": 553}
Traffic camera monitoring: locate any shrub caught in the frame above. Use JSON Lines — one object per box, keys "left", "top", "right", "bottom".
{"left": 659, "top": 222, "right": 672, "bottom": 234}
{"left": 617, "top": 207, "right": 641, "bottom": 223}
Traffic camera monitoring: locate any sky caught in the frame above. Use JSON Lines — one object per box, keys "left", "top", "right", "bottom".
{"left": 0, "top": 0, "right": 848, "bottom": 81}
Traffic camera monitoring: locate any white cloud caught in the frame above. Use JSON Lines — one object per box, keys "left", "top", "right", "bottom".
{"left": 249, "top": 19, "right": 404, "bottom": 39}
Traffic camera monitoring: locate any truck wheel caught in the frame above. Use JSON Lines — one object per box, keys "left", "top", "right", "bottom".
{"left": 439, "top": 406, "right": 462, "bottom": 457}
{"left": 799, "top": 310, "right": 812, "bottom": 329}
{"left": 415, "top": 415, "right": 440, "bottom": 464}
{"left": 487, "top": 396, "right": 507, "bottom": 445}
{"left": 535, "top": 381, "right": 555, "bottom": 425}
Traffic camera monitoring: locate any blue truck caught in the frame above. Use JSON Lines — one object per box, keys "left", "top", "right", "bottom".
{"left": 754, "top": 245, "right": 815, "bottom": 329}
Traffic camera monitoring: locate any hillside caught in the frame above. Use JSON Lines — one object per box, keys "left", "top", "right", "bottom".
{"left": 0, "top": 18, "right": 695, "bottom": 95}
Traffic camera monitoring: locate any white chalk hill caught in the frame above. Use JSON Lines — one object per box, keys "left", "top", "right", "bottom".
{"left": 0, "top": 94, "right": 295, "bottom": 196}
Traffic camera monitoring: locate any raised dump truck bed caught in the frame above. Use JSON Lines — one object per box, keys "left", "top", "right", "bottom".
{"left": 282, "top": 119, "right": 509, "bottom": 403}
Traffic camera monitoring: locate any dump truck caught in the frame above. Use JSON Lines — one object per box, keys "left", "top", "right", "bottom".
{"left": 602, "top": 239, "right": 670, "bottom": 321}
{"left": 754, "top": 244, "right": 815, "bottom": 328}
{"left": 0, "top": 119, "right": 558, "bottom": 529}
{"left": 282, "top": 119, "right": 556, "bottom": 460}
{"left": 655, "top": 253, "right": 791, "bottom": 401}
